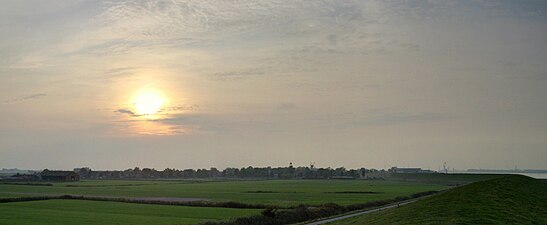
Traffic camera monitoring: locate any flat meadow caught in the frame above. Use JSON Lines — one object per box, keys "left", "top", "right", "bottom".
{"left": 1, "top": 175, "right": 501, "bottom": 225}
{"left": 0, "top": 199, "right": 260, "bottom": 225}
{"left": 0, "top": 179, "right": 447, "bottom": 206}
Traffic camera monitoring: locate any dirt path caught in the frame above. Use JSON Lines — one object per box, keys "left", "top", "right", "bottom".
{"left": 303, "top": 199, "right": 419, "bottom": 225}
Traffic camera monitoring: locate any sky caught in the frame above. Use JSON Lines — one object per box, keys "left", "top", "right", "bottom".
{"left": 0, "top": 0, "right": 546, "bottom": 171}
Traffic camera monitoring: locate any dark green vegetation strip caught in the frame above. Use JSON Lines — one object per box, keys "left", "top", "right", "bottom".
{"left": 0, "top": 195, "right": 277, "bottom": 209}
{"left": 0, "top": 199, "right": 260, "bottom": 225}
{"left": 0, "top": 196, "right": 54, "bottom": 203}
{"left": 327, "top": 175, "right": 547, "bottom": 225}
{"left": 1, "top": 182, "right": 53, "bottom": 186}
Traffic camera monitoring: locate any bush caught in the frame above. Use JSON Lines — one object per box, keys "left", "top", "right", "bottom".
{"left": 261, "top": 208, "right": 277, "bottom": 218}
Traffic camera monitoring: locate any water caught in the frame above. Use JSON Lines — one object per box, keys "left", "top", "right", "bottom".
{"left": 455, "top": 171, "right": 547, "bottom": 179}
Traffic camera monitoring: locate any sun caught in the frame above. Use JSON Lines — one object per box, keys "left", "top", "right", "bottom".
{"left": 133, "top": 90, "right": 165, "bottom": 115}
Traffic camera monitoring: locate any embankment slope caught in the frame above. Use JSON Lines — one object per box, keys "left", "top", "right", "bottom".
{"left": 328, "top": 175, "right": 547, "bottom": 225}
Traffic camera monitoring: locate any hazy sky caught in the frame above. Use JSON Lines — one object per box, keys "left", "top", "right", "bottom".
{"left": 1, "top": 0, "right": 546, "bottom": 170}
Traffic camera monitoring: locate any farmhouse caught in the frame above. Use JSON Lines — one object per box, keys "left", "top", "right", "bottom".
{"left": 40, "top": 169, "right": 80, "bottom": 182}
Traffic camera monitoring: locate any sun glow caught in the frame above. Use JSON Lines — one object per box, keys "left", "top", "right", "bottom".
{"left": 133, "top": 90, "right": 165, "bottom": 116}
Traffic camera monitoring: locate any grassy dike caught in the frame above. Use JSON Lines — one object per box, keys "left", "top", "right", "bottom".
{"left": 327, "top": 175, "right": 547, "bottom": 225}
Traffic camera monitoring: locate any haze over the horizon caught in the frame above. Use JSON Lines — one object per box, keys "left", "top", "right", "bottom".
{"left": 1, "top": 0, "right": 546, "bottom": 171}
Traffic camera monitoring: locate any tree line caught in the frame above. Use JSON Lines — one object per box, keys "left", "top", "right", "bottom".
{"left": 73, "top": 165, "right": 388, "bottom": 180}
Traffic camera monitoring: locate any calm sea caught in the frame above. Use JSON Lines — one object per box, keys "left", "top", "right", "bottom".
{"left": 455, "top": 171, "right": 547, "bottom": 179}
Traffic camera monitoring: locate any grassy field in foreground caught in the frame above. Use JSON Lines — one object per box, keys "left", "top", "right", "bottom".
{"left": 327, "top": 175, "right": 547, "bottom": 225}
{"left": 0, "top": 179, "right": 447, "bottom": 206}
{"left": 0, "top": 199, "right": 260, "bottom": 225}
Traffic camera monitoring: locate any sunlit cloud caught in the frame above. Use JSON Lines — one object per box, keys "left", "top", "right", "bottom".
{"left": 115, "top": 109, "right": 136, "bottom": 116}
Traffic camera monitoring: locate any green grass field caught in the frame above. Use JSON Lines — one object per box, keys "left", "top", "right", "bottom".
{"left": 0, "top": 174, "right": 510, "bottom": 224}
{"left": 327, "top": 175, "right": 547, "bottom": 225}
{"left": 0, "top": 179, "right": 447, "bottom": 206}
{"left": 0, "top": 199, "right": 260, "bottom": 225}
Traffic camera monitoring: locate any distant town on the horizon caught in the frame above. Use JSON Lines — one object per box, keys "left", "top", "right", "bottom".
{"left": 2, "top": 165, "right": 547, "bottom": 182}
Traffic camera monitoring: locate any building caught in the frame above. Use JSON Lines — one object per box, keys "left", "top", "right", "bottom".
{"left": 40, "top": 169, "right": 80, "bottom": 182}
{"left": 389, "top": 167, "right": 435, "bottom": 174}
{"left": 362, "top": 169, "right": 388, "bottom": 179}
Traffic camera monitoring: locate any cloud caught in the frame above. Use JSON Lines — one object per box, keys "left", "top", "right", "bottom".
{"left": 1, "top": 93, "right": 47, "bottom": 104}
{"left": 4, "top": 0, "right": 408, "bottom": 83}
{"left": 97, "top": 66, "right": 140, "bottom": 81}
{"left": 115, "top": 103, "right": 199, "bottom": 118}
{"left": 209, "top": 68, "right": 265, "bottom": 81}
{"left": 161, "top": 104, "right": 200, "bottom": 112}
{"left": 115, "top": 109, "right": 135, "bottom": 116}
{"left": 109, "top": 117, "right": 189, "bottom": 136}
{"left": 112, "top": 106, "right": 197, "bottom": 135}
